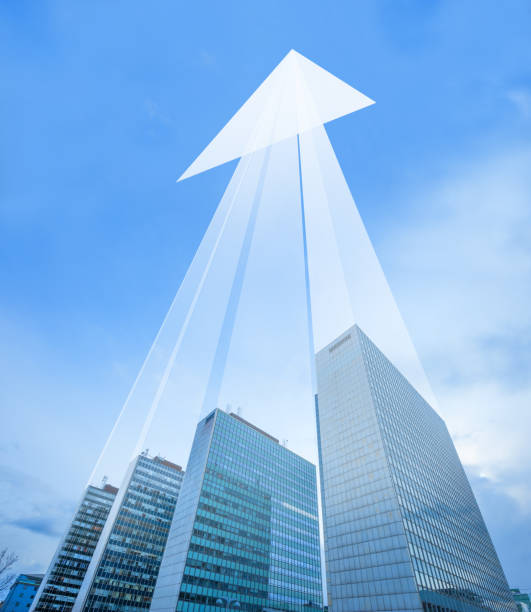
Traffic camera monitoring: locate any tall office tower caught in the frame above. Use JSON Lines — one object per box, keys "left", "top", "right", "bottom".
{"left": 315, "top": 325, "right": 516, "bottom": 612}
{"left": 32, "top": 484, "right": 118, "bottom": 611}
{"left": 72, "top": 453, "right": 184, "bottom": 611}
{"left": 151, "top": 408, "right": 323, "bottom": 612}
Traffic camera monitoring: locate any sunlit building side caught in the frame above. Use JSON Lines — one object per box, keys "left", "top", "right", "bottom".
{"left": 151, "top": 409, "right": 323, "bottom": 612}
{"left": 73, "top": 454, "right": 184, "bottom": 611}
{"left": 316, "top": 325, "right": 517, "bottom": 612}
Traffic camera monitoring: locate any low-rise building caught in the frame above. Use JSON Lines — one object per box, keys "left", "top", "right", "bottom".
{"left": 3, "top": 574, "right": 43, "bottom": 611}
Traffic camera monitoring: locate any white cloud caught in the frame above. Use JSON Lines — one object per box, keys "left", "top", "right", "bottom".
{"left": 507, "top": 88, "right": 531, "bottom": 119}
{"left": 0, "top": 463, "right": 74, "bottom": 574}
{"left": 385, "top": 145, "right": 531, "bottom": 512}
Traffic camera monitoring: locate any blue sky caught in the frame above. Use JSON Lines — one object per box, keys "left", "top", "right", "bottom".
{"left": 1, "top": 0, "right": 530, "bottom": 593}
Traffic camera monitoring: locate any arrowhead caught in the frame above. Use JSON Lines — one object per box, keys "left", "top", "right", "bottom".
{"left": 178, "top": 50, "right": 374, "bottom": 181}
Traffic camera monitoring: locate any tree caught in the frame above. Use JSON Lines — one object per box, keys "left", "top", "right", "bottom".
{"left": 0, "top": 548, "right": 18, "bottom": 594}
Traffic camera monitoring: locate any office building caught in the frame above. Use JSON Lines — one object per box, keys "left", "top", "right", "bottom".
{"left": 315, "top": 325, "right": 516, "bottom": 612}
{"left": 3, "top": 574, "right": 43, "bottom": 611}
{"left": 72, "top": 453, "right": 184, "bottom": 611}
{"left": 32, "top": 484, "right": 118, "bottom": 611}
{"left": 151, "top": 408, "right": 323, "bottom": 611}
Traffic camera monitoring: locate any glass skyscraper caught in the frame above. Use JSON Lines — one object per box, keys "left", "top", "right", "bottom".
{"left": 151, "top": 408, "right": 323, "bottom": 612}
{"left": 73, "top": 454, "right": 184, "bottom": 611}
{"left": 32, "top": 484, "right": 118, "bottom": 611}
{"left": 315, "top": 325, "right": 516, "bottom": 612}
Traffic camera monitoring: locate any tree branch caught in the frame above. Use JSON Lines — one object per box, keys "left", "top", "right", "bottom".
{"left": 0, "top": 548, "right": 18, "bottom": 593}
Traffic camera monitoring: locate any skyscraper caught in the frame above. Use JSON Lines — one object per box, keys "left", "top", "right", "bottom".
{"left": 72, "top": 454, "right": 184, "bottom": 611}
{"left": 150, "top": 408, "right": 323, "bottom": 612}
{"left": 315, "top": 325, "right": 516, "bottom": 612}
{"left": 32, "top": 484, "right": 118, "bottom": 611}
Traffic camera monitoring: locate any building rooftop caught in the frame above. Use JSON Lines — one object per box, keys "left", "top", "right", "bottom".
{"left": 14, "top": 573, "right": 44, "bottom": 583}
{"left": 154, "top": 456, "right": 183, "bottom": 471}
{"left": 229, "top": 412, "right": 279, "bottom": 444}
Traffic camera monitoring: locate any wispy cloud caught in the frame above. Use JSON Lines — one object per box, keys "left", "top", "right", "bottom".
{"left": 386, "top": 145, "right": 531, "bottom": 512}
{"left": 145, "top": 98, "right": 175, "bottom": 126}
{"left": 8, "top": 517, "right": 62, "bottom": 538}
{"left": 0, "top": 464, "right": 75, "bottom": 570}
{"left": 199, "top": 49, "right": 216, "bottom": 67}
{"left": 507, "top": 88, "right": 531, "bottom": 119}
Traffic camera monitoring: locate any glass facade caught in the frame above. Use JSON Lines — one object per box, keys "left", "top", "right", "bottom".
{"left": 316, "top": 325, "right": 516, "bottom": 612}
{"left": 151, "top": 409, "right": 323, "bottom": 612}
{"left": 4, "top": 574, "right": 43, "bottom": 612}
{"left": 511, "top": 589, "right": 531, "bottom": 612}
{"left": 33, "top": 485, "right": 118, "bottom": 611}
{"left": 77, "top": 454, "right": 184, "bottom": 611}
